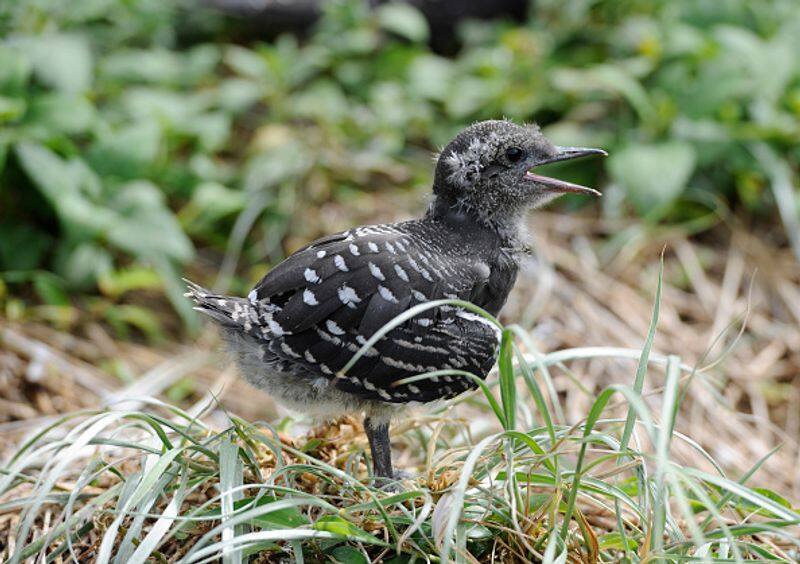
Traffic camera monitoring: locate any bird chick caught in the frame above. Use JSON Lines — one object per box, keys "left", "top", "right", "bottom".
{"left": 186, "top": 120, "right": 605, "bottom": 482}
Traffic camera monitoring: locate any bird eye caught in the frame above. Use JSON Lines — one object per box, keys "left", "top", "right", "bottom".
{"left": 505, "top": 147, "right": 524, "bottom": 163}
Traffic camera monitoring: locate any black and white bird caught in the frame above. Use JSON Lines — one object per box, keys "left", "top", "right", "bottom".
{"left": 186, "top": 120, "right": 605, "bottom": 481}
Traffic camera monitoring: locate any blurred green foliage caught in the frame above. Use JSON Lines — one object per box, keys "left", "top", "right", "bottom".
{"left": 1, "top": 0, "right": 799, "bottom": 335}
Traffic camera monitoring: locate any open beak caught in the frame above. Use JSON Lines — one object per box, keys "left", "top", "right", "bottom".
{"left": 525, "top": 146, "right": 607, "bottom": 196}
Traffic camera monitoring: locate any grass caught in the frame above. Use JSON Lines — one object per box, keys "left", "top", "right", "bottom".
{"left": 1, "top": 269, "right": 799, "bottom": 563}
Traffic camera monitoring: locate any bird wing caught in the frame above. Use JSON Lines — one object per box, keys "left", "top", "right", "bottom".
{"left": 245, "top": 224, "right": 499, "bottom": 403}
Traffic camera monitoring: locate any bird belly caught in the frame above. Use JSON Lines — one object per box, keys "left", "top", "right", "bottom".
{"left": 219, "top": 328, "right": 399, "bottom": 420}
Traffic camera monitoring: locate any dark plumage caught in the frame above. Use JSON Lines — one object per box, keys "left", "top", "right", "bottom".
{"left": 187, "top": 119, "right": 606, "bottom": 481}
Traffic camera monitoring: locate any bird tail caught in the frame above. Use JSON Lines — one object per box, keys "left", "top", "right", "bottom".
{"left": 183, "top": 279, "right": 250, "bottom": 328}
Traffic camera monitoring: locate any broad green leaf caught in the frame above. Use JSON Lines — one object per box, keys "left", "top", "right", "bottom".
{"left": 122, "top": 87, "right": 207, "bottom": 125}
{"left": 216, "top": 78, "right": 262, "bottom": 113}
{"left": 0, "top": 222, "right": 51, "bottom": 271}
{"left": 26, "top": 93, "right": 95, "bottom": 134}
{"left": 180, "top": 181, "right": 245, "bottom": 234}
{"left": 101, "top": 48, "right": 182, "bottom": 84}
{"left": 242, "top": 140, "right": 309, "bottom": 193}
{"left": 201, "top": 495, "right": 309, "bottom": 529}
{"left": 224, "top": 46, "right": 268, "bottom": 81}
{"left": 0, "top": 45, "right": 31, "bottom": 96}
{"left": 15, "top": 143, "right": 116, "bottom": 237}
{"left": 98, "top": 266, "right": 162, "bottom": 298}
{"left": 0, "top": 96, "right": 26, "bottom": 122}
{"left": 180, "top": 112, "right": 231, "bottom": 151}
{"left": 330, "top": 545, "right": 369, "bottom": 564}
{"left": 241, "top": 496, "right": 309, "bottom": 529}
{"left": 608, "top": 142, "right": 696, "bottom": 216}
{"left": 18, "top": 34, "right": 93, "bottom": 93}
{"left": 377, "top": 3, "right": 429, "bottom": 43}
{"left": 101, "top": 44, "right": 219, "bottom": 87}
{"left": 551, "top": 64, "right": 653, "bottom": 121}
{"left": 56, "top": 242, "right": 113, "bottom": 289}
{"left": 32, "top": 273, "right": 69, "bottom": 306}
{"left": 106, "top": 181, "right": 194, "bottom": 263}
{"left": 407, "top": 55, "right": 453, "bottom": 101}
{"left": 88, "top": 120, "right": 161, "bottom": 178}
{"left": 103, "top": 304, "right": 165, "bottom": 342}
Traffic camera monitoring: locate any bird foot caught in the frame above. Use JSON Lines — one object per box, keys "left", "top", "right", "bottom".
{"left": 371, "top": 470, "right": 414, "bottom": 492}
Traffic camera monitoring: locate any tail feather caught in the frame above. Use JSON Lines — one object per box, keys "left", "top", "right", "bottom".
{"left": 183, "top": 278, "right": 247, "bottom": 327}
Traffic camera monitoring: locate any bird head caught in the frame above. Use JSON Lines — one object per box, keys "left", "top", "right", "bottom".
{"left": 432, "top": 120, "right": 606, "bottom": 230}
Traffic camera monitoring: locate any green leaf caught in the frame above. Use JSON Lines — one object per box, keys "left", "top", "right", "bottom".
{"left": 0, "top": 222, "right": 51, "bottom": 271}
{"left": 598, "top": 532, "right": 638, "bottom": 551}
{"left": 98, "top": 266, "right": 162, "bottom": 299}
{"left": 15, "top": 143, "right": 116, "bottom": 238}
{"left": 103, "top": 304, "right": 165, "bottom": 342}
{"left": 0, "top": 96, "right": 26, "bottom": 122}
{"left": 407, "top": 55, "right": 453, "bottom": 102}
{"left": 100, "top": 48, "right": 183, "bottom": 85}
{"left": 19, "top": 34, "right": 93, "bottom": 93}
{"left": 311, "top": 516, "right": 386, "bottom": 546}
{"left": 330, "top": 545, "right": 369, "bottom": 564}
{"left": 202, "top": 495, "right": 309, "bottom": 529}
{"left": 26, "top": 93, "right": 95, "bottom": 134}
{"left": 608, "top": 142, "right": 696, "bottom": 216}
{"left": 737, "top": 487, "right": 793, "bottom": 515}
{"left": 122, "top": 87, "right": 207, "bottom": 126}
{"left": 216, "top": 78, "right": 262, "bottom": 113}
{"left": 179, "top": 181, "right": 245, "bottom": 235}
{"left": 0, "top": 45, "right": 31, "bottom": 96}
{"left": 106, "top": 181, "right": 194, "bottom": 264}
{"left": 88, "top": 120, "right": 161, "bottom": 178}
{"left": 56, "top": 242, "right": 113, "bottom": 289}
{"left": 32, "top": 273, "right": 69, "bottom": 306}
{"left": 179, "top": 112, "right": 231, "bottom": 152}
{"left": 377, "top": 3, "right": 429, "bottom": 43}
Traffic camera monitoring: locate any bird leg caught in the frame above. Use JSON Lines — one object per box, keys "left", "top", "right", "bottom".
{"left": 363, "top": 416, "right": 394, "bottom": 479}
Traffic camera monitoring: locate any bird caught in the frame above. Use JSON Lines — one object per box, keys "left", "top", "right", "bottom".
{"left": 186, "top": 119, "right": 605, "bottom": 482}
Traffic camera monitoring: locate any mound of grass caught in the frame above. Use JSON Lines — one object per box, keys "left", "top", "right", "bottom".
{"left": 1, "top": 274, "right": 799, "bottom": 563}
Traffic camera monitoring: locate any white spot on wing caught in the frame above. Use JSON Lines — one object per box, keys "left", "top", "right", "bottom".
{"left": 304, "top": 268, "right": 320, "bottom": 283}
{"left": 267, "top": 318, "right": 285, "bottom": 336}
{"left": 368, "top": 262, "right": 385, "bottom": 281}
{"left": 316, "top": 250, "right": 326, "bottom": 258}
{"left": 394, "top": 264, "right": 409, "bottom": 282}
{"left": 378, "top": 285, "right": 399, "bottom": 303}
{"left": 349, "top": 243, "right": 360, "bottom": 256}
{"left": 334, "top": 254, "right": 349, "bottom": 272}
{"left": 303, "top": 288, "right": 319, "bottom": 305}
{"left": 326, "top": 319, "right": 345, "bottom": 335}
{"left": 280, "top": 342, "right": 301, "bottom": 358}
{"left": 337, "top": 284, "right": 361, "bottom": 308}
{"left": 248, "top": 290, "right": 258, "bottom": 302}
{"left": 367, "top": 241, "right": 379, "bottom": 253}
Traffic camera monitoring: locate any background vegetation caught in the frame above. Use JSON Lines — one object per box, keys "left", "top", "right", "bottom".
{"left": 2, "top": 0, "right": 799, "bottom": 332}
{"left": 1, "top": 0, "right": 799, "bottom": 562}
